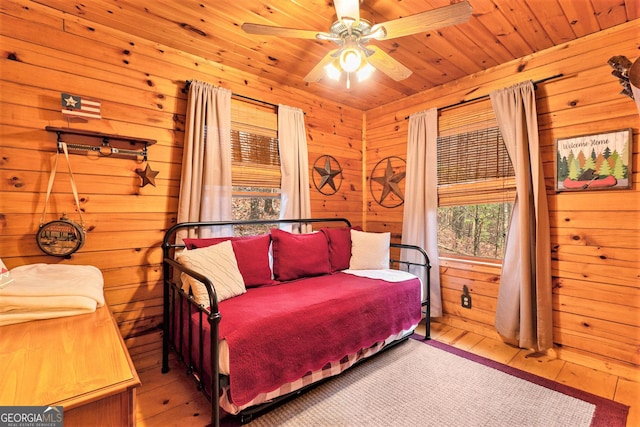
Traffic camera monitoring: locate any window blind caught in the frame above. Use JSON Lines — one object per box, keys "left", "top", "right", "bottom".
{"left": 437, "top": 98, "right": 515, "bottom": 206}
{"left": 437, "top": 127, "right": 513, "bottom": 185}
{"left": 231, "top": 100, "right": 280, "bottom": 189}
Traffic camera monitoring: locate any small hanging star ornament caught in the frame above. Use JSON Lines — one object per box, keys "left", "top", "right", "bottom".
{"left": 135, "top": 163, "right": 159, "bottom": 187}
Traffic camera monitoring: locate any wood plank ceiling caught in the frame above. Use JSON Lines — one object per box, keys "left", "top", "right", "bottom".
{"left": 32, "top": 0, "right": 639, "bottom": 110}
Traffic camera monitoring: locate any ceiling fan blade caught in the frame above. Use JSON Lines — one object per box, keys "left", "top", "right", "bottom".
{"left": 304, "top": 50, "right": 339, "bottom": 82}
{"left": 370, "top": 1, "right": 472, "bottom": 40}
{"left": 366, "top": 46, "right": 412, "bottom": 81}
{"left": 241, "top": 23, "right": 323, "bottom": 40}
{"left": 334, "top": 0, "right": 360, "bottom": 23}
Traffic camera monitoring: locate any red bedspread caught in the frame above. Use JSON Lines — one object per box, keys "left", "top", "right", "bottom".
{"left": 216, "top": 272, "right": 421, "bottom": 406}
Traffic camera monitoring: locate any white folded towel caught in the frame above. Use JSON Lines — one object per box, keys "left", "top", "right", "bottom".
{"left": 0, "top": 263, "right": 105, "bottom": 326}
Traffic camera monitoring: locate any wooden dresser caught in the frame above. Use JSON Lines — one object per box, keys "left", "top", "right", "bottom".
{"left": 0, "top": 306, "right": 140, "bottom": 426}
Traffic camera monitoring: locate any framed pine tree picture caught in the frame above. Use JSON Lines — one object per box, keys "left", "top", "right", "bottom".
{"left": 554, "top": 128, "right": 632, "bottom": 192}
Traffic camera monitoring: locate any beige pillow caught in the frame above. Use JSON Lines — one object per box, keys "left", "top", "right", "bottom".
{"left": 176, "top": 240, "right": 246, "bottom": 306}
{"left": 349, "top": 230, "right": 390, "bottom": 270}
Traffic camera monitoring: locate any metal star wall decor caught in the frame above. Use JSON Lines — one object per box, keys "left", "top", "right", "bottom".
{"left": 135, "top": 163, "right": 159, "bottom": 187}
{"left": 370, "top": 156, "right": 406, "bottom": 208}
{"left": 312, "top": 155, "right": 343, "bottom": 195}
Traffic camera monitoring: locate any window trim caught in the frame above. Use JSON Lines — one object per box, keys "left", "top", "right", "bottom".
{"left": 440, "top": 254, "right": 503, "bottom": 267}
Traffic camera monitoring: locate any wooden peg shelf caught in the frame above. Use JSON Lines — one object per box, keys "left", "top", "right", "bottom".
{"left": 45, "top": 126, "right": 156, "bottom": 161}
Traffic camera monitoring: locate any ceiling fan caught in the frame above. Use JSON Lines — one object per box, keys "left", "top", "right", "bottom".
{"left": 241, "top": 0, "right": 473, "bottom": 87}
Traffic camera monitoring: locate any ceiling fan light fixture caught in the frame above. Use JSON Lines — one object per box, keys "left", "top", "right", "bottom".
{"left": 357, "top": 62, "right": 376, "bottom": 82}
{"left": 339, "top": 48, "right": 362, "bottom": 73}
{"left": 241, "top": 1, "right": 473, "bottom": 86}
{"left": 324, "top": 62, "right": 342, "bottom": 81}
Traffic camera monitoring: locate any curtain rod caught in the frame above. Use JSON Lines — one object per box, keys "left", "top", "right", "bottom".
{"left": 404, "top": 73, "right": 564, "bottom": 120}
{"left": 184, "top": 80, "right": 279, "bottom": 110}
{"left": 231, "top": 93, "right": 279, "bottom": 109}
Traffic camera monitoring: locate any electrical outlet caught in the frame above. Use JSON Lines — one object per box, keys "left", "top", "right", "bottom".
{"left": 461, "top": 294, "right": 472, "bottom": 309}
{"left": 461, "top": 285, "right": 472, "bottom": 309}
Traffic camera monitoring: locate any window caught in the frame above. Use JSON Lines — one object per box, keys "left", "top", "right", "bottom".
{"left": 437, "top": 203, "right": 512, "bottom": 259}
{"left": 436, "top": 99, "right": 514, "bottom": 260}
{"left": 231, "top": 100, "right": 280, "bottom": 235}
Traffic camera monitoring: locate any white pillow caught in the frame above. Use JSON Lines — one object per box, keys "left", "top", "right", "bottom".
{"left": 349, "top": 230, "right": 390, "bottom": 270}
{"left": 176, "top": 240, "right": 246, "bottom": 306}
{"left": 0, "top": 259, "right": 14, "bottom": 289}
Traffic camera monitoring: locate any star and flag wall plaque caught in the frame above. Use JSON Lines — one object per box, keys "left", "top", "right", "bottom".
{"left": 56, "top": 93, "right": 159, "bottom": 189}
{"left": 61, "top": 93, "right": 102, "bottom": 120}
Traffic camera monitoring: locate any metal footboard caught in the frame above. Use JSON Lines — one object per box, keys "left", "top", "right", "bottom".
{"left": 390, "top": 243, "right": 432, "bottom": 339}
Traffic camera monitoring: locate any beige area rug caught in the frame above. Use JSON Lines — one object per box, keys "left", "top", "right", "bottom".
{"left": 242, "top": 337, "right": 628, "bottom": 427}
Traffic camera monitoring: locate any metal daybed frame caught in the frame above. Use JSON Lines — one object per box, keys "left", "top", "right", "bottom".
{"left": 161, "top": 218, "right": 431, "bottom": 427}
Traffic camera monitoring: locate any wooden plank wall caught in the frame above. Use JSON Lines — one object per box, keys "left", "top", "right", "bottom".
{"left": 1, "top": 0, "right": 638, "bottom": 379}
{"left": 0, "top": 0, "right": 364, "bottom": 370}
{"left": 365, "top": 19, "right": 640, "bottom": 378}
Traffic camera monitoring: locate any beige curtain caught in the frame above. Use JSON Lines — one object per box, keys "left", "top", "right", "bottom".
{"left": 402, "top": 109, "right": 442, "bottom": 317}
{"left": 177, "top": 81, "right": 232, "bottom": 239}
{"left": 490, "top": 81, "right": 553, "bottom": 351}
{"left": 278, "top": 105, "right": 311, "bottom": 233}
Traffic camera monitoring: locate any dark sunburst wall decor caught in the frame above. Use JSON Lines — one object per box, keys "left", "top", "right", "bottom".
{"left": 370, "top": 156, "right": 406, "bottom": 208}
{"left": 312, "top": 155, "right": 343, "bottom": 195}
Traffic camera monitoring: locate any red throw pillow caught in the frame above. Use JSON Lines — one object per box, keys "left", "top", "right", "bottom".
{"left": 270, "top": 228, "right": 331, "bottom": 281}
{"left": 182, "top": 234, "right": 272, "bottom": 287}
{"left": 320, "top": 226, "right": 362, "bottom": 272}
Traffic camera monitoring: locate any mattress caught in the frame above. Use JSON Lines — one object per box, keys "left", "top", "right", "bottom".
{"left": 173, "top": 268, "right": 422, "bottom": 409}
{"left": 217, "top": 268, "right": 420, "bottom": 374}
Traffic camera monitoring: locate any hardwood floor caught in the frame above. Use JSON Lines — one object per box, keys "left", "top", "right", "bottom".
{"left": 135, "top": 320, "right": 639, "bottom": 426}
